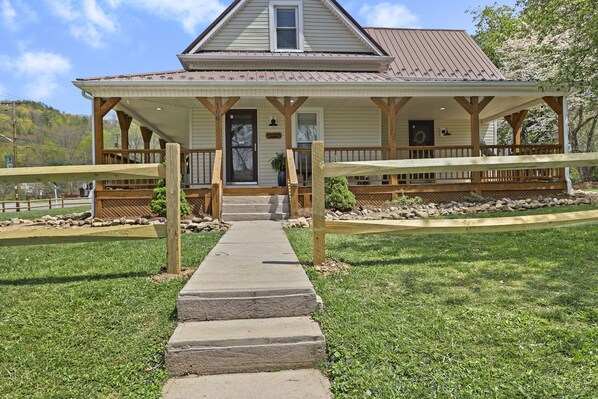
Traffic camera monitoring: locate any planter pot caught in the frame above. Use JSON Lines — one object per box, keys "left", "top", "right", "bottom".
{"left": 278, "top": 170, "right": 286, "bottom": 187}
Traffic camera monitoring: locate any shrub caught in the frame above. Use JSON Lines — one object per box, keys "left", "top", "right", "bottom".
{"left": 388, "top": 190, "right": 423, "bottom": 206}
{"left": 325, "top": 176, "right": 356, "bottom": 211}
{"left": 150, "top": 178, "right": 191, "bottom": 217}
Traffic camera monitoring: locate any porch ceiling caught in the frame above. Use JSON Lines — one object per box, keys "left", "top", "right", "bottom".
{"left": 114, "top": 95, "right": 549, "bottom": 145}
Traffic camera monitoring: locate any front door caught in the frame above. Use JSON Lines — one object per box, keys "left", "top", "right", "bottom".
{"left": 226, "top": 109, "right": 258, "bottom": 184}
{"left": 408, "top": 120, "right": 435, "bottom": 181}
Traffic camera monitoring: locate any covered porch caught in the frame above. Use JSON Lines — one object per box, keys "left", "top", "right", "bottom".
{"left": 90, "top": 93, "right": 569, "bottom": 219}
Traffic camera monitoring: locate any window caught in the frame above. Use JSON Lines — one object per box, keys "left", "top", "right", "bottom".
{"left": 294, "top": 109, "right": 323, "bottom": 148}
{"left": 269, "top": 1, "right": 304, "bottom": 52}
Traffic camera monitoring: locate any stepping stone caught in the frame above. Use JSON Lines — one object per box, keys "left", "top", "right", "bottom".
{"left": 165, "top": 316, "right": 325, "bottom": 376}
{"left": 162, "top": 369, "right": 332, "bottom": 399}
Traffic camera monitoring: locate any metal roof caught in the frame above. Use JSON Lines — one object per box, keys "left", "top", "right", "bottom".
{"left": 76, "top": 70, "right": 400, "bottom": 83}
{"left": 365, "top": 28, "right": 505, "bottom": 81}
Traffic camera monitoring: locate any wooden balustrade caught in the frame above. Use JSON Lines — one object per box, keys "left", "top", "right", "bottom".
{"left": 102, "top": 148, "right": 216, "bottom": 189}
{"left": 480, "top": 144, "right": 564, "bottom": 182}
{"left": 396, "top": 146, "right": 473, "bottom": 182}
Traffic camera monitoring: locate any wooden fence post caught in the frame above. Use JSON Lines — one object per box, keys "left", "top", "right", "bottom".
{"left": 312, "top": 141, "right": 326, "bottom": 265}
{"left": 27, "top": 200, "right": 31, "bottom": 211}
{"left": 48, "top": 198, "right": 52, "bottom": 210}
{"left": 166, "top": 143, "right": 182, "bottom": 274}
{"left": 1, "top": 200, "right": 4, "bottom": 213}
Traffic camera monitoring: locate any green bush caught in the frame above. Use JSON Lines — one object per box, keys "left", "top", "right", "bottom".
{"left": 325, "top": 176, "right": 356, "bottom": 211}
{"left": 388, "top": 190, "right": 423, "bottom": 206}
{"left": 150, "top": 179, "right": 191, "bottom": 217}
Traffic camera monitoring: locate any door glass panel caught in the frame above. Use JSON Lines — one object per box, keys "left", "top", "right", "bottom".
{"left": 231, "top": 116, "right": 254, "bottom": 147}
{"left": 228, "top": 112, "right": 256, "bottom": 183}
{"left": 231, "top": 148, "right": 254, "bottom": 182}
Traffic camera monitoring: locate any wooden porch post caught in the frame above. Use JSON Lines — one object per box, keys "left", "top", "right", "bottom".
{"left": 93, "top": 97, "right": 120, "bottom": 218}
{"left": 542, "top": 96, "right": 566, "bottom": 152}
{"left": 504, "top": 110, "right": 529, "bottom": 147}
{"left": 454, "top": 96, "right": 494, "bottom": 188}
{"left": 266, "top": 96, "right": 309, "bottom": 149}
{"left": 159, "top": 139, "right": 167, "bottom": 150}
{"left": 197, "top": 97, "right": 241, "bottom": 151}
{"left": 116, "top": 110, "right": 132, "bottom": 151}
{"left": 140, "top": 127, "right": 153, "bottom": 163}
{"left": 371, "top": 97, "right": 412, "bottom": 185}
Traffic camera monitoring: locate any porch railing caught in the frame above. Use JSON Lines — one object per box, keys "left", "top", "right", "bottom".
{"left": 293, "top": 146, "right": 391, "bottom": 186}
{"left": 480, "top": 144, "right": 564, "bottom": 182}
{"left": 396, "top": 146, "right": 474, "bottom": 183}
{"left": 102, "top": 149, "right": 216, "bottom": 189}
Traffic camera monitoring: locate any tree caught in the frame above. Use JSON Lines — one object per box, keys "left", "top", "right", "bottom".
{"left": 471, "top": 0, "right": 598, "bottom": 181}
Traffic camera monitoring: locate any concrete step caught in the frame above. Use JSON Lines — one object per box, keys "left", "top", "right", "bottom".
{"left": 165, "top": 317, "right": 326, "bottom": 376}
{"left": 223, "top": 195, "right": 287, "bottom": 205}
{"left": 222, "top": 212, "right": 289, "bottom": 222}
{"left": 222, "top": 203, "right": 289, "bottom": 214}
{"left": 177, "top": 240, "right": 317, "bottom": 321}
{"left": 162, "top": 369, "right": 332, "bottom": 399}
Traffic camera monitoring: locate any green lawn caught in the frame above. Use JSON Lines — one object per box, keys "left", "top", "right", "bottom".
{"left": 0, "top": 233, "right": 222, "bottom": 399}
{"left": 287, "top": 205, "right": 598, "bottom": 399}
{"left": 0, "top": 205, "right": 91, "bottom": 221}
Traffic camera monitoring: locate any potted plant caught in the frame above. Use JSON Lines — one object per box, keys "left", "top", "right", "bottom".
{"left": 270, "top": 152, "right": 286, "bottom": 186}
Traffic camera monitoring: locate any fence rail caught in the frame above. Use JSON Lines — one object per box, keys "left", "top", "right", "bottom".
{"left": 311, "top": 140, "right": 598, "bottom": 265}
{"left": 292, "top": 144, "right": 563, "bottom": 186}
{"left": 1, "top": 197, "right": 91, "bottom": 213}
{"left": 0, "top": 145, "right": 182, "bottom": 274}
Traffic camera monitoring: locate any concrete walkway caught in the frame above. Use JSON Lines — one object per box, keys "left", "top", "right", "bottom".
{"left": 162, "top": 221, "right": 331, "bottom": 399}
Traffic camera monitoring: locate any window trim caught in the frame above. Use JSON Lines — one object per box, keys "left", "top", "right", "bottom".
{"left": 269, "top": 1, "right": 304, "bottom": 52}
{"left": 293, "top": 108, "right": 324, "bottom": 147}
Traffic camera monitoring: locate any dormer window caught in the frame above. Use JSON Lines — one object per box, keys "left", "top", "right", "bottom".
{"left": 269, "top": 1, "right": 304, "bottom": 52}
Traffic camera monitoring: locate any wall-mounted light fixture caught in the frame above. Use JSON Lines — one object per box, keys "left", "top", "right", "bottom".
{"left": 441, "top": 127, "right": 452, "bottom": 136}
{"left": 269, "top": 116, "right": 278, "bottom": 127}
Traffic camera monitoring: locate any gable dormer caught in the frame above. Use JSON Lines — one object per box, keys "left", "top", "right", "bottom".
{"left": 180, "top": 0, "right": 390, "bottom": 71}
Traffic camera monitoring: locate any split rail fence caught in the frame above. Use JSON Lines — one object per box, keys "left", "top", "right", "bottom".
{"left": 1, "top": 197, "right": 92, "bottom": 213}
{"left": 311, "top": 141, "right": 598, "bottom": 265}
{"left": 0, "top": 143, "right": 182, "bottom": 274}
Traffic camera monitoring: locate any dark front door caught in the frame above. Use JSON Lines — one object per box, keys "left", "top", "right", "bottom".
{"left": 408, "top": 120, "right": 435, "bottom": 181}
{"left": 226, "top": 109, "right": 258, "bottom": 184}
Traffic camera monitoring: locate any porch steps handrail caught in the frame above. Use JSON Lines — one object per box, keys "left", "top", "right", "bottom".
{"left": 211, "top": 150, "right": 223, "bottom": 219}
{"left": 286, "top": 149, "right": 299, "bottom": 217}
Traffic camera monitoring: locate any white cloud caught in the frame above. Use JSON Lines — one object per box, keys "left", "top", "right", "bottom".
{"left": 359, "top": 2, "right": 421, "bottom": 28}
{"left": 1, "top": 0, "right": 17, "bottom": 30}
{"left": 0, "top": 51, "right": 72, "bottom": 99}
{"left": 46, "top": 0, "right": 117, "bottom": 48}
{"left": 107, "top": 0, "right": 225, "bottom": 35}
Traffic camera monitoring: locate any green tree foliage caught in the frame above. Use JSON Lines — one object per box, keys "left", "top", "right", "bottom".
{"left": 150, "top": 178, "right": 191, "bottom": 217}
{"left": 325, "top": 176, "right": 356, "bottom": 211}
{"left": 471, "top": 0, "right": 598, "bottom": 181}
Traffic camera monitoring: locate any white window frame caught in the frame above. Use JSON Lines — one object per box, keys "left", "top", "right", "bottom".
{"left": 269, "top": 1, "right": 304, "bottom": 52}
{"left": 292, "top": 108, "right": 324, "bottom": 147}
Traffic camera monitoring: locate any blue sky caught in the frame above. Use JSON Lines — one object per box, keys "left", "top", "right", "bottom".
{"left": 0, "top": 0, "right": 514, "bottom": 115}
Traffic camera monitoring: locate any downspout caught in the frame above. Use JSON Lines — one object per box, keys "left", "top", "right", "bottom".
{"left": 81, "top": 90, "right": 96, "bottom": 216}
{"left": 562, "top": 96, "right": 572, "bottom": 194}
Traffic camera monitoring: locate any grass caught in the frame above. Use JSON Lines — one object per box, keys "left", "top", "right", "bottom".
{"left": 0, "top": 233, "right": 222, "bottom": 399}
{"left": 287, "top": 205, "right": 598, "bottom": 399}
{"left": 0, "top": 205, "right": 91, "bottom": 221}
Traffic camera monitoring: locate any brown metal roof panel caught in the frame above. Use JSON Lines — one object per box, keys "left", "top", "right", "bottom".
{"left": 364, "top": 28, "right": 505, "bottom": 81}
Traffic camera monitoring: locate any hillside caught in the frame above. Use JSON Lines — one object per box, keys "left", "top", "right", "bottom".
{"left": 0, "top": 101, "right": 122, "bottom": 168}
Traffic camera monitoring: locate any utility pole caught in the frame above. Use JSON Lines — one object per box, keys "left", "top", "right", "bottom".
{"left": 11, "top": 102, "right": 19, "bottom": 212}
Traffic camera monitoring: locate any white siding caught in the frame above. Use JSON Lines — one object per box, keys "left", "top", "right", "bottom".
{"left": 380, "top": 118, "right": 496, "bottom": 147}
{"left": 324, "top": 107, "right": 381, "bottom": 147}
{"left": 257, "top": 106, "right": 285, "bottom": 186}
{"left": 203, "top": 0, "right": 372, "bottom": 52}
